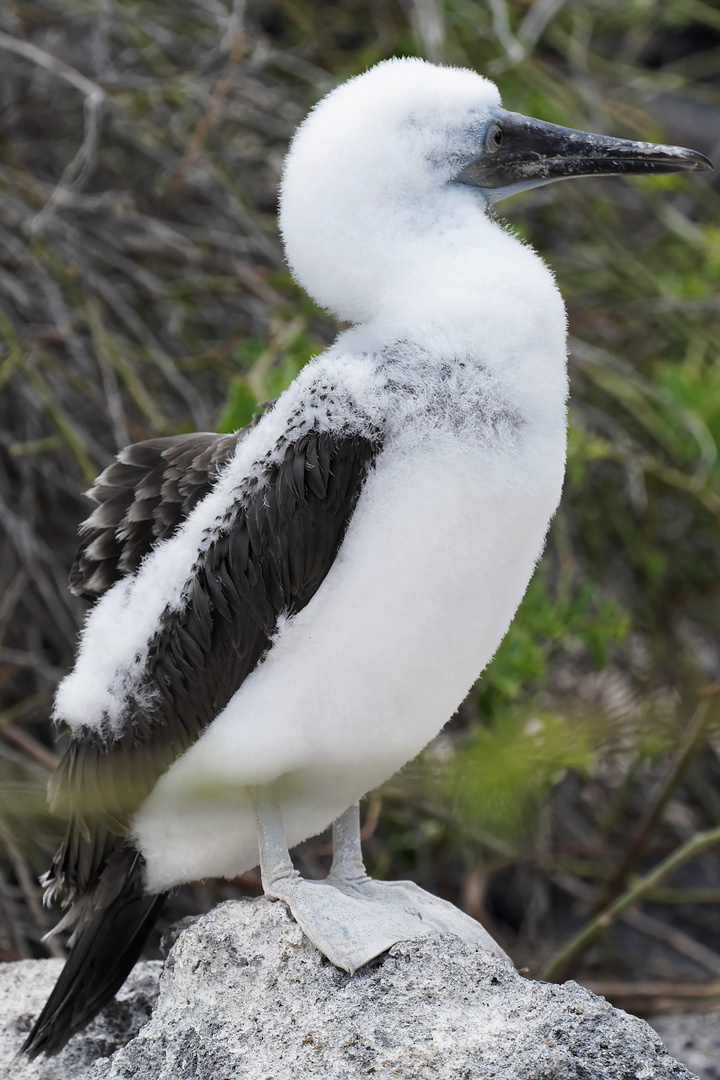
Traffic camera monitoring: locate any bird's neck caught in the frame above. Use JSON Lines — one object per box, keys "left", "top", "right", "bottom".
{"left": 345, "top": 202, "right": 568, "bottom": 411}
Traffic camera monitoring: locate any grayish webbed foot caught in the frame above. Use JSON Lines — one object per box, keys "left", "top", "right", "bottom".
{"left": 254, "top": 796, "right": 511, "bottom": 974}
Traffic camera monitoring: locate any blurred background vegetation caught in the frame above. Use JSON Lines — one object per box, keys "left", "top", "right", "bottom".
{"left": 1, "top": 0, "right": 719, "bottom": 1024}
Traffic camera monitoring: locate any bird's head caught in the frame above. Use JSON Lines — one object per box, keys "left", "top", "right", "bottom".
{"left": 279, "top": 58, "right": 711, "bottom": 324}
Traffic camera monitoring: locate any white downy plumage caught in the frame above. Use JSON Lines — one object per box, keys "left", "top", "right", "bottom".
{"left": 56, "top": 58, "right": 569, "bottom": 890}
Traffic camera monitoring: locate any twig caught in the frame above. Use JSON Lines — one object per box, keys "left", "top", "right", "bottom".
{"left": 361, "top": 796, "right": 382, "bottom": 841}
{"left": 0, "top": 647, "right": 66, "bottom": 685}
{"left": 168, "top": 74, "right": 234, "bottom": 193}
{"left": 245, "top": 315, "right": 306, "bottom": 399}
{"left": 86, "top": 298, "right": 129, "bottom": 450}
{"left": 583, "top": 978, "right": 720, "bottom": 1013}
{"left": 24, "top": 364, "right": 98, "bottom": 483}
{"left": 0, "top": 694, "right": 46, "bottom": 730}
{"left": 0, "top": 861, "right": 30, "bottom": 959}
{"left": 0, "top": 31, "right": 106, "bottom": 234}
{"left": 576, "top": 430, "right": 720, "bottom": 525}
{"left": 0, "top": 820, "right": 65, "bottom": 957}
{"left": 548, "top": 874, "right": 720, "bottom": 979}
{"left": 487, "top": 0, "right": 526, "bottom": 72}
{"left": 233, "top": 263, "right": 283, "bottom": 307}
{"left": 0, "top": 571, "right": 29, "bottom": 645}
{"left": 539, "top": 824, "right": 720, "bottom": 982}
{"left": 220, "top": 0, "right": 248, "bottom": 61}
{"left": 646, "top": 886, "right": 720, "bottom": 904}
{"left": 0, "top": 487, "right": 80, "bottom": 645}
{"left": 399, "top": 0, "right": 446, "bottom": 62}
{"left": 0, "top": 31, "right": 102, "bottom": 101}
{"left": 597, "top": 697, "right": 714, "bottom": 909}
{"left": 85, "top": 268, "right": 207, "bottom": 428}
{"left": 555, "top": 853, "right": 720, "bottom": 976}
{"left": 518, "top": 0, "right": 568, "bottom": 50}
{"left": 0, "top": 724, "right": 60, "bottom": 772}
{"left": 622, "top": 904, "right": 720, "bottom": 976}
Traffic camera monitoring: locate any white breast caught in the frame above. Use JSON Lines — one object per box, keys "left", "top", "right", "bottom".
{"left": 135, "top": 417, "right": 566, "bottom": 892}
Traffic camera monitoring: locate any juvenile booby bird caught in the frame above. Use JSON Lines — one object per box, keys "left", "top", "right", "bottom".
{"left": 24, "top": 58, "right": 711, "bottom": 1057}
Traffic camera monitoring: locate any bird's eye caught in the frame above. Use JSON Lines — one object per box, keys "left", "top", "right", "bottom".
{"left": 487, "top": 123, "right": 503, "bottom": 152}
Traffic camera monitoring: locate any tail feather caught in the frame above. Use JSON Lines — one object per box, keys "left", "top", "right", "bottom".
{"left": 22, "top": 851, "right": 166, "bottom": 1059}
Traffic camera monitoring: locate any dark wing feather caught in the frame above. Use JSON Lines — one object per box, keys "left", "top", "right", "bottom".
{"left": 69, "top": 430, "right": 247, "bottom": 600}
{"left": 23, "top": 853, "right": 165, "bottom": 1058}
{"left": 25, "top": 427, "right": 381, "bottom": 1058}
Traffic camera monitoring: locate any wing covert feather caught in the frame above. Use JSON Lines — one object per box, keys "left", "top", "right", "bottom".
{"left": 69, "top": 430, "right": 247, "bottom": 600}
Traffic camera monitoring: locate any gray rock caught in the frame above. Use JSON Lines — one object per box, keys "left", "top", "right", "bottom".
{"left": 0, "top": 957, "right": 161, "bottom": 1080}
{"left": 650, "top": 1014, "right": 720, "bottom": 1080}
{"left": 0, "top": 898, "right": 699, "bottom": 1079}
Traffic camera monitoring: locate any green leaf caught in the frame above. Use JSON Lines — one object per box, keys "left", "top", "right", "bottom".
{"left": 216, "top": 378, "right": 257, "bottom": 434}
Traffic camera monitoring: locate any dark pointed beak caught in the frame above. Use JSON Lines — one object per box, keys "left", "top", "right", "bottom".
{"left": 456, "top": 110, "right": 713, "bottom": 201}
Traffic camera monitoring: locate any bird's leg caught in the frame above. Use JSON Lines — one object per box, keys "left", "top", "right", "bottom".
{"left": 327, "top": 803, "right": 368, "bottom": 886}
{"left": 253, "top": 789, "right": 302, "bottom": 898}
{"left": 252, "top": 789, "right": 403, "bottom": 973}
{"left": 323, "top": 803, "right": 513, "bottom": 965}
{"left": 252, "top": 792, "right": 511, "bottom": 974}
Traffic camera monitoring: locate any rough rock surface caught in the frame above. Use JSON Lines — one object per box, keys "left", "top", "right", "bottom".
{"left": 0, "top": 898, "right": 699, "bottom": 1079}
{"left": 0, "top": 958, "right": 161, "bottom": 1080}
{"left": 650, "top": 1014, "right": 720, "bottom": 1080}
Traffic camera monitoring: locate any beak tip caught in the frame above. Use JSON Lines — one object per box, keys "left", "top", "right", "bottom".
{"left": 649, "top": 148, "right": 713, "bottom": 175}
{"left": 682, "top": 149, "right": 714, "bottom": 173}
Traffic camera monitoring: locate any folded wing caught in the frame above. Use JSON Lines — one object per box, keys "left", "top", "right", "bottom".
{"left": 24, "top": 423, "right": 382, "bottom": 1057}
